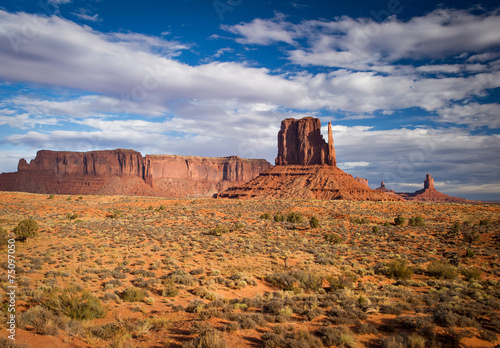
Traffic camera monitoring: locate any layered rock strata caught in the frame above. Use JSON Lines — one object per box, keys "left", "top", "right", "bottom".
{"left": 0, "top": 149, "right": 272, "bottom": 197}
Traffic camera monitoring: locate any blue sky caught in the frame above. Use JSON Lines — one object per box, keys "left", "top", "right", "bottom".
{"left": 0, "top": 0, "right": 499, "bottom": 200}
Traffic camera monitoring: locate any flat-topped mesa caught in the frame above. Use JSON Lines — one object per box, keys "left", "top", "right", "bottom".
{"left": 424, "top": 174, "right": 435, "bottom": 190}
{"left": 18, "top": 149, "right": 144, "bottom": 177}
{"left": 275, "top": 117, "right": 336, "bottom": 166}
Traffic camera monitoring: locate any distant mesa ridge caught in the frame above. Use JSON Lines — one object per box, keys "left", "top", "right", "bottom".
{"left": 0, "top": 149, "right": 272, "bottom": 197}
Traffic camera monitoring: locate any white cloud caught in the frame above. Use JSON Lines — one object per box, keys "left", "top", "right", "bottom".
{"left": 71, "top": 8, "right": 101, "bottom": 22}
{"left": 48, "top": 0, "right": 71, "bottom": 5}
{"left": 437, "top": 103, "right": 500, "bottom": 129}
{"left": 224, "top": 9, "right": 500, "bottom": 69}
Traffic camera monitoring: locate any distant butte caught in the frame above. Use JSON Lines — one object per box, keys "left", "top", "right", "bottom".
{"left": 376, "top": 174, "right": 471, "bottom": 203}
{"left": 218, "top": 117, "right": 400, "bottom": 201}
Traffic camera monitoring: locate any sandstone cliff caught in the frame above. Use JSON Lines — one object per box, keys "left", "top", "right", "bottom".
{"left": 275, "top": 117, "right": 336, "bottom": 166}
{"left": 0, "top": 149, "right": 271, "bottom": 197}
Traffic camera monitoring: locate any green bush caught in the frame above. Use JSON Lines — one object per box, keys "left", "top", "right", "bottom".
{"left": 66, "top": 213, "right": 78, "bottom": 220}
{"left": 13, "top": 219, "right": 39, "bottom": 241}
{"left": 48, "top": 194, "right": 55, "bottom": 199}
{"left": 324, "top": 233, "right": 344, "bottom": 244}
{"left": 206, "top": 225, "right": 229, "bottom": 236}
{"left": 461, "top": 267, "right": 482, "bottom": 281}
{"left": 394, "top": 216, "right": 406, "bottom": 226}
{"left": 265, "top": 270, "right": 323, "bottom": 292}
{"left": 287, "top": 212, "right": 303, "bottom": 223}
{"left": 260, "top": 213, "right": 272, "bottom": 220}
{"left": 427, "top": 261, "right": 458, "bottom": 280}
{"left": 45, "top": 288, "right": 107, "bottom": 320}
{"left": 352, "top": 217, "right": 369, "bottom": 224}
{"left": 479, "top": 219, "right": 491, "bottom": 226}
{"left": 274, "top": 213, "right": 284, "bottom": 222}
{"left": 121, "top": 287, "right": 149, "bottom": 302}
{"left": 385, "top": 260, "right": 413, "bottom": 280}
{"left": 372, "top": 226, "right": 380, "bottom": 233}
{"left": 409, "top": 216, "right": 425, "bottom": 226}
{"left": 465, "top": 249, "right": 475, "bottom": 258}
{"left": 462, "top": 229, "right": 480, "bottom": 248}
{"left": 309, "top": 216, "right": 319, "bottom": 228}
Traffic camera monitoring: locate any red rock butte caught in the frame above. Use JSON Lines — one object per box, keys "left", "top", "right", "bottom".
{"left": 0, "top": 149, "right": 272, "bottom": 197}
{"left": 218, "top": 117, "right": 400, "bottom": 201}
{"left": 378, "top": 174, "right": 472, "bottom": 203}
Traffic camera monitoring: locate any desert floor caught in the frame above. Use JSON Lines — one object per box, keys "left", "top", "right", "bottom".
{"left": 1, "top": 191, "right": 499, "bottom": 347}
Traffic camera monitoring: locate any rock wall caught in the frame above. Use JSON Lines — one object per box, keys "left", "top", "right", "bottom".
{"left": 424, "top": 174, "right": 435, "bottom": 190}
{"left": 275, "top": 117, "right": 336, "bottom": 166}
{"left": 354, "top": 177, "right": 369, "bottom": 187}
{"left": 0, "top": 149, "right": 272, "bottom": 197}
{"left": 17, "top": 149, "right": 144, "bottom": 177}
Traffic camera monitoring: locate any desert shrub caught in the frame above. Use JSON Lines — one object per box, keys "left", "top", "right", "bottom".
{"left": 48, "top": 194, "right": 55, "bottom": 199}
{"left": 260, "top": 213, "right": 272, "bottom": 220}
{"left": 450, "top": 221, "right": 461, "bottom": 234}
{"left": 162, "top": 279, "right": 179, "bottom": 297}
{"left": 352, "top": 217, "right": 369, "bottom": 224}
{"left": 166, "top": 270, "right": 198, "bottom": 286}
{"left": 327, "top": 273, "right": 357, "bottom": 291}
{"left": 18, "top": 305, "right": 66, "bottom": 335}
{"left": 45, "top": 288, "right": 107, "bottom": 320}
{"left": 286, "top": 212, "right": 303, "bottom": 223}
{"left": 427, "top": 261, "right": 458, "bottom": 280}
{"left": 461, "top": 266, "right": 482, "bottom": 281}
{"left": 409, "top": 216, "right": 425, "bottom": 226}
{"left": 186, "top": 299, "right": 206, "bottom": 313}
{"left": 479, "top": 219, "right": 491, "bottom": 226}
{"left": 316, "top": 326, "right": 357, "bottom": 348}
{"left": 372, "top": 226, "right": 380, "bottom": 233}
{"left": 262, "top": 327, "right": 322, "bottom": 348}
{"left": 394, "top": 216, "right": 406, "bottom": 226}
{"left": 465, "top": 249, "right": 475, "bottom": 258}
{"left": 274, "top": 213, "right": 284, "bottom": 222}
{"left": 309, "top": 216, "right": 319, "bottom": 228}
{"left": 13, "top": 219, "right": 39, "bottom": 241}
{"left": 324, "top": 233, "right": 344, "bottom": 244}
{"left": 206, "top": 224, "right": 229, "bottom": 236}
{"left": 66, "top": 213, "right": 78, "bottom": 220}
{"left": 183, "top": 322, "right": 226, "bottom": 348}
{"left": 121, "top": 287, "right": 149, "bottom": 302}
{"left": 462, "top": 229, "right": 480, "bottom": 248}
{"left": 378, "top": 260, "right": 413, "bottom": 280}
{"left": 379, "top": 334, "right": 405, "bottom": 348}
{"left": 265, "top": 270, "right": 323, "bottom": 292}
{"left": 0, "top": 228, "right": 8, "bottom": 246}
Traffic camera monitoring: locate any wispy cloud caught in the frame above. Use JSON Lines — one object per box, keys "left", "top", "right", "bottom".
{"left": 71, "top": 8, "right": 101, "bottom": 22}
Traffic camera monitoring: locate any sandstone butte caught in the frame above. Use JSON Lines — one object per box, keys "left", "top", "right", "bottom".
{"left": 218, "top": 117, "right": 400, "bottom": 201}
{"left": 0, "top": 149, "right": 272, "bottom": 197}
{"left": 376, "top": 174, "right": 472, "bottom": 203}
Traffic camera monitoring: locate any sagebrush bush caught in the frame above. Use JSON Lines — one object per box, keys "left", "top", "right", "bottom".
{"left": 274, "top": 213, "right": 284, "bottom": 222}
{"left": 394, "top": 216, "right": 406, "bottom": 226}
{"left": 309, "top": 216, "right": 319, "bottom": 228}
{"left": 121, "top": 287, "right": 149, "bottom": 302}
{"left": 385, "top": 260, "right": 413, "bottom": 280}
{"left": 409, "top": 216, "right": 425, "bottom": 226}
{"left": 324, "top": 233, "right": 343, "bottom": 244}
{"left": 286, "top": 212, "right": 303, "bottom": 223}
{"left": 13, "top": 219, "right": 39, "bottom": 241}
{"left": 260, "top": 213, "right": 272, "bottom": 220}
{"left": 45, "top": 288, "right": 107, "bottom": 320}
{"left": 427, "top": 261, "right": 458, "bottom": 280}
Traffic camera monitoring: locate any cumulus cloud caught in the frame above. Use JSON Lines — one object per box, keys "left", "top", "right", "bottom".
{"left": 224, "top": 9, "right": 500, "bottom": 68}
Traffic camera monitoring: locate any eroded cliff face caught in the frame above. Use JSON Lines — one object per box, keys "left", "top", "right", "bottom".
{"left": 18, "top": 149, "right": 144, "bottom": 177}
{"left": 275, "top": 117, "right": 336, "bottom": 166}
{"left": 0, "top": 149, "right": 272, "bottom": 197}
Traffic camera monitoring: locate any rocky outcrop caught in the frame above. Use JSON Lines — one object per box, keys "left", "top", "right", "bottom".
{"left": 219, "top": 165, "right": 400, "bottom": 201}
{"left": 0, "top": 149, "right": 272, "bottom": 197}
{"left": 219, "top": 117, "right": 400, "bottom": 201}
{"left": 275, "top": 117, "right": 336, "bottom": 166}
